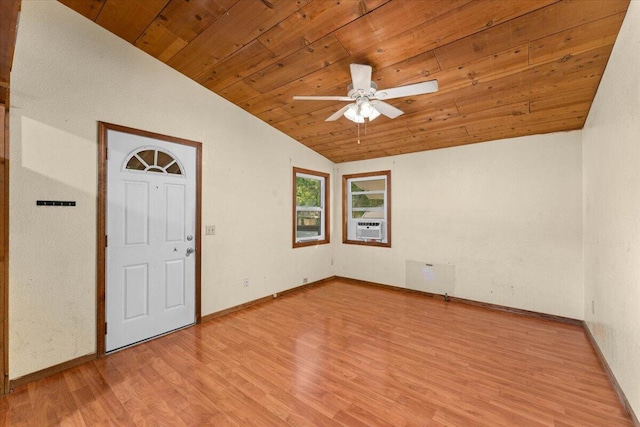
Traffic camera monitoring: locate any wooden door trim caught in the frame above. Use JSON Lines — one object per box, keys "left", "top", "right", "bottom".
{"left": 96, "top": 122, "right": 202, "bottom": 357}
{"left": 1, "top": 105, "right": 8, "bottom": 394}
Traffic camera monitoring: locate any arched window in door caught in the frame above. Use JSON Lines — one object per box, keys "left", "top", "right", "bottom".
{"left": 125, "top": 148, "right": 183, "bottom": 175}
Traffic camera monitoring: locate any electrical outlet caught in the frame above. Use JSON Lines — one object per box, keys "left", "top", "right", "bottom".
{"left": 303, "top": 277, "right": 308, "bottom": 284}
{"left": 243, "top": 278, "right": 249, "bottom": 287}
{"left": 205, "top": 225, "right": 215, "bottom": 236}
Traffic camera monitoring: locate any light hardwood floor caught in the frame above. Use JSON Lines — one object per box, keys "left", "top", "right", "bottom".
{"left": 0, "top": 279, "right": 633, "bottom": 426}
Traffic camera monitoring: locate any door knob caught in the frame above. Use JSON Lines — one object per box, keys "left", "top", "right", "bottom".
{"left": 186, "top": 247, "right": 195, "bottom": 256}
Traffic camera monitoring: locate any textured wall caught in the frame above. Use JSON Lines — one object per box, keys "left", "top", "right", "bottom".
{"left": 335, "top": 132, "right": 584, "bottom": 319}
{"left": 583, "top": 0, "right": 640, "bottom": 416}
{"left": 9, "top": 1, "right": 334, "bottom": 379}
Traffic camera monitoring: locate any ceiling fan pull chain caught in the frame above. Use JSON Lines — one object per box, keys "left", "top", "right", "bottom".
{"left": 357, "top": 122, "right": 361, "bottom": 145}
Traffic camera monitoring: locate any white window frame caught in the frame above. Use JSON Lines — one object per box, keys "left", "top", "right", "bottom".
{"left": 343, "top": 171, "right": 391, "bottom": 247}
{"left": 293, "top": 167, "right": 330, "bottom": 247}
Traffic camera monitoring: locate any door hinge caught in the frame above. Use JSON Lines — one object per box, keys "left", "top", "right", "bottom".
{"left": 105, "top": 147, "right": 109, "bottom": 160}
{"left": 105, "top": 323, "right": 107, "bottom": 335}
{"left": 105, "top": 235, "right": 108, "bottom": 247}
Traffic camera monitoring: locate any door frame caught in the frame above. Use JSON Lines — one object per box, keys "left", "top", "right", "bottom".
{"left": 97, "top": 122, "right": 202, "bottom": 357}
{"left": 1, "top": 105, "right": 9, "bottom": 393}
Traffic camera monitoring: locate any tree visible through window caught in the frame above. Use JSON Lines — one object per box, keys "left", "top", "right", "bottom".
{"left": 293, "top": 167, "right": 330, "bottom": 247}
{"left": 350, "top": 178, "right": 386, "bottom": 219}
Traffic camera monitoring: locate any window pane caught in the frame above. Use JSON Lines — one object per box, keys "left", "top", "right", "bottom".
{"left": 352, "top": 193, "right": 384, "bottom": 208}
{"left": 156, "top": 151, "right": 174, "bottom": 168}
{"left": 296, "top": 211, "right": 321, "bottom": 239}
{"left": 351, "top": 178, "right": 385, "bottom": 192}
{"left": 166, "top": 162, "right": 182, "bottom": 175}
{"left": 137, "top": 149, "right": 155, "bottom": 166}
{"left": 296, "top": 176, "right": 321, "bottom": 207}
{"left": 126, "top": 156, "right": 145, "bottom": 171}
{"left": 352, "top": 209, "right": 384, "bottom": 219}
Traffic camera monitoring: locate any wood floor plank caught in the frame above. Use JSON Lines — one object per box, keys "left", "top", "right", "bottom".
{"left": 1, "top": 279, "right": 633, "bottom": 426}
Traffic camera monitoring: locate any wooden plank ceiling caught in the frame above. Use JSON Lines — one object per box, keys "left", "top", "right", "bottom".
{"left": 58, "top": 0, "right": 630, "bottom": 163}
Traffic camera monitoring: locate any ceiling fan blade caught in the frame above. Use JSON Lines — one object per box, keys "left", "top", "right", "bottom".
{"left": 373, "top": 80, "right": 439, "bottom": 100}
{"left": 350, "top": 63, "right": 373, "bottom": 93}
{"left": 326, "top": 104, "right": 352, "bottom": 121}
{"left": 293, "top": 95, "right": 353, "bottom": 101}
{"left": 374, "top": 101, "right": 404, "bottom": 119}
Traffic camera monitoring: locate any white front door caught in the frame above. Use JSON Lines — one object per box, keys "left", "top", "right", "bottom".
{"left": 106, "top": 129, "right": 196, "bottom": 352}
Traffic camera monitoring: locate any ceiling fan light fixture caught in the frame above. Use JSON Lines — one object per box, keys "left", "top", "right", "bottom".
{"left": 344, "top": 98, "right": 378, "bottom": 123}
{"left": 359, "top": 99, "right": 374, "bottom": 117}
{"left": 344, "top": 104, "right": 364, "bottom": 123}
{"left": 368, "top": 108, "right": 381, "bottom": 121}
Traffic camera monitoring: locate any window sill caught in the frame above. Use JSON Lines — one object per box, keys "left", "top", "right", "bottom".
{"left": 342, "top": 239, "right": 391, "bottom": 248}
{"left": 293, "top": 239, "right": 330, "bottom": 248}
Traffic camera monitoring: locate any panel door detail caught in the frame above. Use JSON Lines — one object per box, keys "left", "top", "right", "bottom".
{"left": 106, "top": 131, "right": 196, "bottom": 352}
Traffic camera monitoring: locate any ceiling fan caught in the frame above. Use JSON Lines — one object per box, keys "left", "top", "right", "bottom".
{"left": 293, "top": 63, "right": 439, "bottom": 123}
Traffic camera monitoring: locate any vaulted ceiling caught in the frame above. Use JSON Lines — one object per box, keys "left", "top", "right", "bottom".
{"left": 57, "top": 0, "right": 629, "bottom": 163}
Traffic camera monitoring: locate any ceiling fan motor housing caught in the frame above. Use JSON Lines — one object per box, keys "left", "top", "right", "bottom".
{"left": 347, "top": 81, "right": 378, "bottom": 99}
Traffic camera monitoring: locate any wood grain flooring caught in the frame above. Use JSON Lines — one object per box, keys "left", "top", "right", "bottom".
{"left": 0, "top": 279, "right": 633, "bottom": 426}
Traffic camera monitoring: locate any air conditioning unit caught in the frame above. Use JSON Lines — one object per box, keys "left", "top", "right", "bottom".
{"left": 356, "top": 221, "right": 382, "bottom": 240}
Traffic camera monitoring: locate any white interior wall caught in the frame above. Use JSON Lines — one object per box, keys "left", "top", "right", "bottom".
{"left": 335, "top": 133, "right": 584, "bottom": 319}
{"left": 582, "top": 0, "right": 640, "bottom": 416}
{"left": 9, "top": 0, "right": 334, "bottom": 379}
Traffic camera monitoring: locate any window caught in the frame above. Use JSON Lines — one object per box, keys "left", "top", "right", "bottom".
{"left": 125, "top": 148, "right": 183, "bottom": 175}
{"left": 343, "top": 171, "right": 391, "bottom": 247}
{"left": 293, "top": 167, "right": 330, "bottom": 247}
